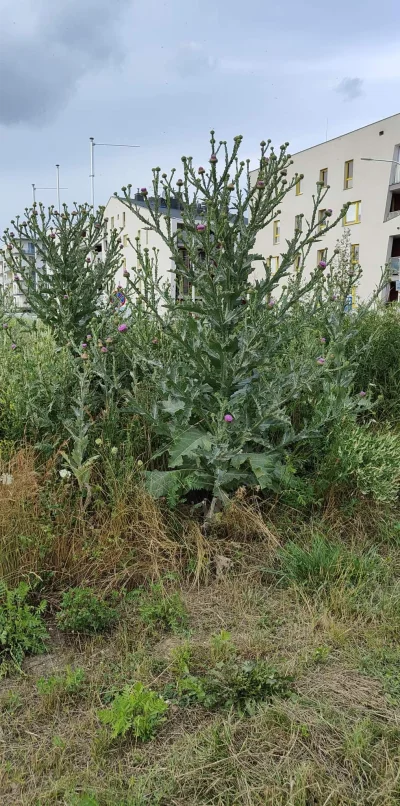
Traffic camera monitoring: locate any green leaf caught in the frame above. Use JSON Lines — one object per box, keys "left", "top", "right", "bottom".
{"left": 161, "top": 397, "right": 186, "bottom": 415}
{"left": 168, "top": 427, "right": 213, "bottom": 468}
{"left": 145, "top": 470, "right": 183, "bottom": 499}
{"left": 232, "top": 452, "right": 279, "bottom": 489}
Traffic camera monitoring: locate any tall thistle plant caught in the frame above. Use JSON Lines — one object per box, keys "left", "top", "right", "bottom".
{"left": 119, "top": 132, "right": 353, "bottom": 509}
{"left": 1, "top": 203, "right": 123, "bottom": 343}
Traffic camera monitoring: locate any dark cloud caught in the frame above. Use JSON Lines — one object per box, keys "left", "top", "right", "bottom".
{"left": 0, "top": 0, "right": 130, "bottom": 126}
{"left": 336, "top": 77, "right": 364, "bottom": 101}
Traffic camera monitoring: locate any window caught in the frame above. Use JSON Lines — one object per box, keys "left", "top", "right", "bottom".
{"left": 122, "top": 212, "right": 126, "bottom": 227}
{"left": 344, "top": 201, "right": 361, "bottom": 225}
{"left": 317, "top": 248, "right": 327, "bottom": 264}
{"left": 344, "top": 160, "right": 353, "bottom": 189}
{"left": 294, "top": 254, "right": 301, "bottom": 272}
{"left": 110, "top": 216, "right": 115, "bottom": 230}
{"left": 295, "top": 177, "right": 303, "bottom": 195}
{"left": 351, "top": 244, "right": 360, "bottom": 264}
{"left": 295, "top": 214, "right": 302, "bottom": 232}
{"left": 319, "top": 168, "right": 328, "bottom": 187}
{"left": 273, "top": 219, "right": 280, "bottom": 245}
{"left": 271, "top": 256, "right": 280, "bottom": 272}
{"left": 318, "top": 209, "right": 326, "bottom": 231}
{"left": 25, "top": 241, "right": 35, "bottom": 255}
{"left": 123, "top": 234, "right": 129, "bottom": 247}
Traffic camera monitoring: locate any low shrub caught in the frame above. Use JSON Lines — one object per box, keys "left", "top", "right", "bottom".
{"left": 98, "top": 682, "right": 168, "bottom": 740}
{"left": 138, "top": 583, "right": 188, "bottom": 634}
{"left": 0, "top": 581, "right": 48, "bottom": 670}
{"left": 56, "top": 588, "right": 118, "bottom": 634}
{"left": 37, "top": 666, "right": 86, "bottom": 703}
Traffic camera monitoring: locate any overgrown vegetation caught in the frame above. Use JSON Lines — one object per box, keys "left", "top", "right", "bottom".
{"left": 1, "top": 132, "right": 400, "bottom": 804}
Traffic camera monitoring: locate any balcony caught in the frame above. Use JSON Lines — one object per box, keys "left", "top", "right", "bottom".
{"left": 390, "top": 257, "right": 400, "bottom": 274}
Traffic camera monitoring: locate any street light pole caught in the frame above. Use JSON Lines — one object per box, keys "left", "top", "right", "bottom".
{"left": 56, "top": 164, "right": 61, "bottom": 211}
{"left": 31, "top": 184, "right": 67, "bottom": 206}
{"left": 89, "top": 138, "right": 140, "bottom": 210}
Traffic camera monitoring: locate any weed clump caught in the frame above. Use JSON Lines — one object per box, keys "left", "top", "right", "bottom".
{"left": 56, "top": 588, "right": 118, "bottom": 634}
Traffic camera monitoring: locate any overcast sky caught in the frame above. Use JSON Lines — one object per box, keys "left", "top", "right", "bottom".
{"left": 1, "top": 0, "right": 399, "bottom": 231}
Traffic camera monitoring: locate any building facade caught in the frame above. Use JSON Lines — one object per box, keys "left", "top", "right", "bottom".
{"left": 103, "top": 194, "right": 203, "bottom": 302}
{"left": 251, "top": 113, "right": 400, "bottom": 301}
{"left": 0, "top": 238, "right": 36, "bottom": 310}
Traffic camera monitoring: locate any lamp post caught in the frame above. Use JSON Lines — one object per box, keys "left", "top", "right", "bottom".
{"left": 32, "top": 184, "right": 67, "bottom": 206}
{"left": 361, "top": 156, "right": 400, "bottom": 184}
{"left": 89, "top": 138, "right": 140, "bottom": 210}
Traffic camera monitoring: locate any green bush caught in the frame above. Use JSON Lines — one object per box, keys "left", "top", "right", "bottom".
{"left": 0, "top": 581, "right": 48, "bottom": 669}
{"left": 278, "top": 536, "right": 386, "bottom": 591}
{"left": 37, "top": 666, "right": 86, "bottom": 700}
{"left": 98, "top": 682, "right": 168, "bottom": 740}
{"left": 56, "top": 588, "right": 118, "bottom": 634}
{"left": 202, "top": 659, "right": 293, "bottom": 712}
{"left": 321, "top": 423, "right": 400, "bottom": 502}
{"left": 139, "top": 584, "right": 188, "bottom": 634}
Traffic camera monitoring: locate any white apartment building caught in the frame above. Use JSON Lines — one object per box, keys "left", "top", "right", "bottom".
{"left": 251, "top": 112, "right": 400, "bottom": 302}
{"left": 104, "top": 193, "right": 203, "bottom": 302}
{"left": 0, "top": 238, "right": 36, "bottom": 310}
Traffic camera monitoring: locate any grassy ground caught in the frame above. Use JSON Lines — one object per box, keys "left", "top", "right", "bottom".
{"left": 2, "top": 499, "right": 400, "bottom": 806}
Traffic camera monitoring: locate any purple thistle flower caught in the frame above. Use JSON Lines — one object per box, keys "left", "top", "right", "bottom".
{"left": 320, "top": 337, "right": 326, "bottom": 343}
{"left": 101, "top": 346, "right": 108, "bottom": 353}
{"left": 224, "top": 413, "right": 234, "bottom": 423}
{"left": 87, "top": 334, "right": 92, "bottom": 340}
{"left": 196, "top": 224, "right": 206, "bottom": 232}
{"left": 141, "top": 187, "right": 148, "bottom": 195}
{"left": 63, "top": 294, "right": 68, "bottom": 299}
{"left": 81, "top": 342, "right": 87, "bottom": 348}
{"left": 316, "top": 356, "right": 326, "bottom": 365}
{"left": 318, "top": 260, "right": 326, "bottom": 269}
{"left": 359, "top": 390, "right": 366, "bottom": 397}
{"left": 123, "top": 269, "right": 129, "bottom": 277}
{"left": 268, "top": 298, "right": 276, "bottom": 308}
{"left": 118, "top": 323, "right": 128, "bottom": 333}
{"left": 2, "top": 323, "right": 8, "bottom": 329}
{"left": 198, "top": 166, "right": 205, "bottom": 174}
{"left": 256, "top": 180, "right": 265, "bottom": 189}
{"left": 11, "top": 343, "right": 17, "bottom": 350}
{"left": 210, "top": 154, "right": 218, "bottom": 164}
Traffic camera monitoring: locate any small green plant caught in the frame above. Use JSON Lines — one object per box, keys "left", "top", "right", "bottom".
{"left": 98, "top": 682, "right": 168, "bottom": 740}
{"left": 202, "top": 658, "right": 293, "bottom": 712}
{"left": 0, "top": 581, "right": 48, "bottom": 669}
{"left": 278, "top": 536, "right": 385, "bottom": 592}
{"left": 37, "top": 666, "right": 86, "bottom": 703}
{"left": 210, "top": 630, "right": 236, "bottom": 662}
{"left": 56, "top": 588, "right": 118, "bottom": 634}
{"left": 170, "top": 642, "right": 192, "bottom": 677}
{"left": 139, "top": 583, "right": 188, "bottom": 634}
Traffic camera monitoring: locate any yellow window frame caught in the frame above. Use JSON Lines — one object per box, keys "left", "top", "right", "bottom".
{"left": 318, "top": 209, "right": 326, "bottom": 231}
{"left": 319, "top": 168, "right": 328, "bottom": 186}
{"left": 110, "top": 216, "right": 115, "bottom": 230}
{"left": 317, "top": 248, "right": 327, "bottom": 264}
{"left": 295, "top": 177, "right": 303, "bottom": 195}
{"left": 123, "top": 234, "right": 129, "bottom": 247}
{"left": 344, "top": 160, "right": 353, "bottom": 189}
{"left": 294, "top": 254, "right": 301, "bottom": 273}
{"left": 350, "top": 244, "right": 359, "bottom": 264}
{"left": 271, "top": 256, "right": 280, "bottom": 272}
{"left": 295, "top": 214, "right": 302, "bottom": 232}
{"left": 344, "top": 201, "right": 361, "bottom": 225}
{"left": 273, "top": 219, "right": 280, "bottom": 245}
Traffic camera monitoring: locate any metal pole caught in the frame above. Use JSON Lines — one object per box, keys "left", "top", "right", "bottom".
{"left": 32, "top": 184, "right": 36, "bottom": 204}
{"left": 56, "top": 164, "right": 61, "bottom": 211}
{"left": 90, "top": 137, "right": 95, "bottom": 210}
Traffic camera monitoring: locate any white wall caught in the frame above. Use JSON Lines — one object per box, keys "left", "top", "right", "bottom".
{"left": 104, "top": 196, "right": 177, "bottom": 298}
{"left": 251, "top": 113, "right": 400, "bottom": 300}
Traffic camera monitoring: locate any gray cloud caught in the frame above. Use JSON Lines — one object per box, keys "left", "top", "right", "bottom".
{"left": 173, "top": 42, "right": 218, "bottom": 78}
{"left": 0, "top": 0, "right": 130, "bottom": 126}
{"left": 336, "top": 77, "right": 364, "bottom": 101}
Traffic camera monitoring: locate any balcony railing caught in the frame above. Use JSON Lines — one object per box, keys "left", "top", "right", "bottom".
{"left": 390, "top": 257, "right": 400, "bottom": 274}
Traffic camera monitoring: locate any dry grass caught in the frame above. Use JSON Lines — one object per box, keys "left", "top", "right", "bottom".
{"left": 1, "top": 525, "right": 400, "bottom": 806}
